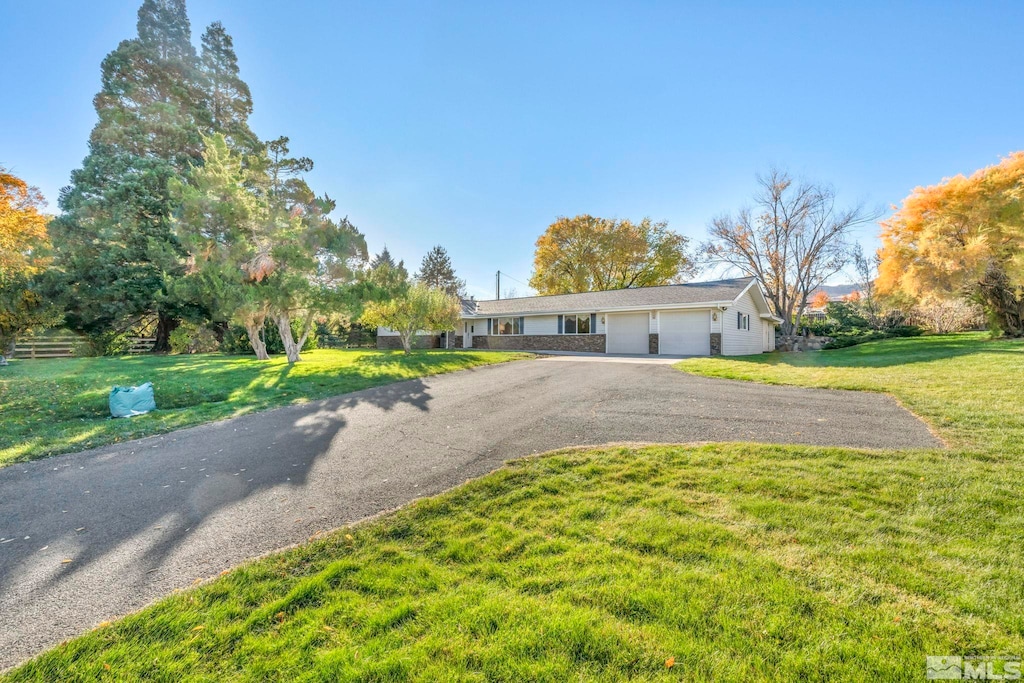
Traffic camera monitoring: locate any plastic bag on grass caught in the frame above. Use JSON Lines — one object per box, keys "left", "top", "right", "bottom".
{"left": 109, "top": 382, "right": 156, "bottom": 418}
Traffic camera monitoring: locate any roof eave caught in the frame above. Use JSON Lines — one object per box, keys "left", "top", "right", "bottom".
{"left": 463, "top": 300, "right": 737, "bottom": 318}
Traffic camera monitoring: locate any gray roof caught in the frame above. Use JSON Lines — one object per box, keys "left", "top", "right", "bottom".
{"left": 463, "top": 277, "right": 756, "bottom": 316}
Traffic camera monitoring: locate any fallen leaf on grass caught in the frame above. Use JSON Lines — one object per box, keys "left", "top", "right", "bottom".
{"left": 665, "top": 657, "right": 675, "bottom": 669}
{"left": 191, "top": 625, "right": 205, "bottom": 632}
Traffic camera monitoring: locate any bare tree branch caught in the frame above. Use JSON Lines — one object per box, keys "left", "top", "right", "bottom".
{"left": 704, "top": 168, "right": 880, "bottom": 336}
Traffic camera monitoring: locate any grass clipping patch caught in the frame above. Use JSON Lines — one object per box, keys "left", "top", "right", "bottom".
{"left": 10, "top": 443, "right": 1023, "bottom": 681}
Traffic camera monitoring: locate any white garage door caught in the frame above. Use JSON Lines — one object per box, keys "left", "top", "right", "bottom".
{"left": 659, "top": 310, "right": 710, "bottom": 355}
{"left": 606, "top": 312, "right": 650, "bottom": 354}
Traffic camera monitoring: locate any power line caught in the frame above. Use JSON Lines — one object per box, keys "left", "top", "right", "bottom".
{"left": 495, "top": 270, "right": 533, "bottom": 299}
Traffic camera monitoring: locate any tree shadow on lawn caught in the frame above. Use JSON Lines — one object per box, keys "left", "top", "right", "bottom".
{"left": 0, "top": 375, "right": 432, "bottom": 601}
{"left": 741, "top": 335, "right": 1022, "bottom": 369}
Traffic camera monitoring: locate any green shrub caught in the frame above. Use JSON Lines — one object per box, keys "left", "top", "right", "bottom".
{"left": 823, "top": 326, "right": 923, "bottom": 349}
{"left": 886, "top": 325, "right": 923, "bottom": 338}
{"left": 169, "top": 322, "right": 220, "bottom": 354}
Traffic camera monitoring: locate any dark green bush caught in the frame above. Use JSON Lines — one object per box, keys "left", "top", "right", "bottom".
{"left": 886, "top": 325, "right": 923, "bottom": 338}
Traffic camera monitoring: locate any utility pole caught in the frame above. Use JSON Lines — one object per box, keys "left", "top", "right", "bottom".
{"left": 496, "top": 270, "right": 501, "bottom": 300}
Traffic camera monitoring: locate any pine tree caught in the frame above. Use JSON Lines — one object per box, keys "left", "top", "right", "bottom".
{"left": 370, "top": 246, "right": 396, "bottom": 270}
{"left": 199, "top": 21, "right": 259, "bottom": 154}
{"left": 363, "top": 247, "right": 409, "bottom": 301}
{"left": 415, "top": 245, "right": 465, "bottom": 297}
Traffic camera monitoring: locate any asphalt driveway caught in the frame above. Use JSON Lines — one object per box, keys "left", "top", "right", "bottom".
{"left": 0, "top": 357, "right": 940, "bottom": 669}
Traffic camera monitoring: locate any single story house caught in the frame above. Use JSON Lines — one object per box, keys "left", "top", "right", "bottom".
{"left": 377, "top": 277, "right": 781, "bottom": 356}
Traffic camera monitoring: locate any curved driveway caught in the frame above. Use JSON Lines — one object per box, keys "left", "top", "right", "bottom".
{"left": 0, "top": 357, "right": 939, "bottom": 669}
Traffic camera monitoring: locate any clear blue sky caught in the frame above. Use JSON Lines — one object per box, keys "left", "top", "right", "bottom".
{"left": 2, "top": 1, "right": 1021, "bottom": 299}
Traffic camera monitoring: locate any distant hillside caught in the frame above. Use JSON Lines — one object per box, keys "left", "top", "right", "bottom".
{"left": 812, "top": 283, "right": 859, "bottom": 299}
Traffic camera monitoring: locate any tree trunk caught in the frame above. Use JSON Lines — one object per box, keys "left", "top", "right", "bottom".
{"left": 273, "top": 312, "right": 303, "bottom": 363}
{"left": 245, "top": 319, "right": 270, "bottom": 360}
{"left": 211, "top": 320, "right": 229, "bottom": 344}
{"left": 400, "top": 330, "right": 413, "bottom": 354}
{"left": 979, "top": 262, "right": 1024, "bottom": 337}
{"left": 152, "top": 313, "right": 179, "bottom": 353}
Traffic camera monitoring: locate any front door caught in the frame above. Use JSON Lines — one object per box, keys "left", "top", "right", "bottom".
{"left": 464, "top": 322, "right": 473, "bottom": 348}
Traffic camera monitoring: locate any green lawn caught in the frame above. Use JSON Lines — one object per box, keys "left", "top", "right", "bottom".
{"left": 676, "top": 332, "right": 1024, "bottom": 455}
{"left": 6, "top": 334, "right": 1024, "bottom": 681}
{"left": 0, "top": 349, "right": 527, "bottom": 467}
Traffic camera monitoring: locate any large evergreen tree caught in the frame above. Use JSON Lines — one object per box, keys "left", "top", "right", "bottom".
{"left": 199, "top": 21, "right": 259, "bottom": 154}
{"left": 415, "top": 245, "right": 465, "bottom": 297}
{"left": 48, "top": 1, "right": 255, "bottom": 352}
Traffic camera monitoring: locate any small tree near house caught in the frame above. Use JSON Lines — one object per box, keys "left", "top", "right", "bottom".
{"left": 359, "top": 284, "right": 462, "bottom": 354}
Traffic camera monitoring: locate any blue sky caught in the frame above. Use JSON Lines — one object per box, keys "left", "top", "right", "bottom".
{"left": 2, "top": 1, "right": 1021, "bottom": 299}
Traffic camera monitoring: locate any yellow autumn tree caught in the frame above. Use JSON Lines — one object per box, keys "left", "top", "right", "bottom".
{"left": 529, "top": 215, "right": 694, "bottom": 295}
{"left": 0, "top": 167, "right": 60, "bottom": 360}
{"left": 877, "top": 152, "right": 1024, "bottom": 336}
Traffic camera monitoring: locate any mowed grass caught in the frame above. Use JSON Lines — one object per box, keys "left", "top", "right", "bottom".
{"left": 676, "top": 332, "right": 1024, "bottom": 454}
{"left": 6, "top": 333, "right": 1024, "bottom": 681}
{"left": 7, "top": 443, "right": 1023, "bottom": 681}
{"left": 0, "top": 349, "right": 527, "bottom": 467}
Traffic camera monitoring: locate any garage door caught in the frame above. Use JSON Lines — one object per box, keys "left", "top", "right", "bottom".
{"left": 606, "top": 312, "right": 650, "bottom": 354}
{"left": 659, "top": 310, "right": 710, "bottom": 355}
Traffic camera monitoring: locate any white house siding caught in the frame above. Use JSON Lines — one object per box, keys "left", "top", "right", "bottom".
{"left": 722, "top": 289, "right": 763, "bottom": 355}
{"left": 524, "top": 315, "right": 559, "bottom": 335}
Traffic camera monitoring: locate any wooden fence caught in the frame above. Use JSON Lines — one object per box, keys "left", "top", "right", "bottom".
{"left": 11, "top": 334, "right": 156, "bottom": 359}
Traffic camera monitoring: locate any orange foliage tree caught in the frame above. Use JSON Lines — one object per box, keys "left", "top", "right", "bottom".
{"left": 809, "top": 291, "right": 830, "bottom": 309}
{"left": 0, "top": 167, "right": 60, "bottom": 358}
{"left": 877, "top": 152, "right": 1024, "bottom": 336}
{"left": 529, "top": 215, "right": 694, "bottom": 295}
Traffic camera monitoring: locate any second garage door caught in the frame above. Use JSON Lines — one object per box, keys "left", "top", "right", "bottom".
{"left": 659, "top": 310, "right": 710, "bottom": 355}
{"left": 606, "top": 312, "right": 650, "bottom": 354}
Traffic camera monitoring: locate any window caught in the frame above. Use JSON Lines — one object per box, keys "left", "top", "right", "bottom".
{"left": 492, "top": 317, "right": 522, "bottom": 335}
{"left": 561, "top": 314, "right": 592, "bottom": 334}
{"left": 737, "top": 312, "right": 750, "bottom": 330}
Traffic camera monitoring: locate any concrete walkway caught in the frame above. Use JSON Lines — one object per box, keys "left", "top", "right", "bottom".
{"left": 0, "top": 358, "right": 940, "bottom": 669}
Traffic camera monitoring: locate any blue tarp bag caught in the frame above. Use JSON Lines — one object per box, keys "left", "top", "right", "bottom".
{"left": 109, "top": 382, "right": 156, "bottom": 418}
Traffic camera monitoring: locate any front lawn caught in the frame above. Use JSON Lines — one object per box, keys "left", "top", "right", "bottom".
{"left": 675, "top": 332, "right": 1024, "bottom": 454}
{"left": 0, "top": 349, "right": 528, "bottom": 467}
{"left": 6, "top": 333, "right": 1024, "bottom": 681}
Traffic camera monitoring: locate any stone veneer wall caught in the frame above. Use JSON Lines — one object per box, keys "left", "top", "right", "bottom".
{"left": 709, "top": 332, "right": 722, "bottom": 356}
{"left": 376, "top": 334, "right": 441, "bottom": 350}
{"left": 472, "top": 334, "right": 607, "bottom": 352}
{"left": 649, "top": 333, "right": 659, "bottom": 355}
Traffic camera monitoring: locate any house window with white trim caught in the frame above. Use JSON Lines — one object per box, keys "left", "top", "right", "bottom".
{"left": 492, "top": 317, "right": 522, "bottom": 335}
{"left": 737, "top": 312, "right": 750, "bottom": 330}
{"left": 563, "top": 313, "right": 591, "bottom": 334}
